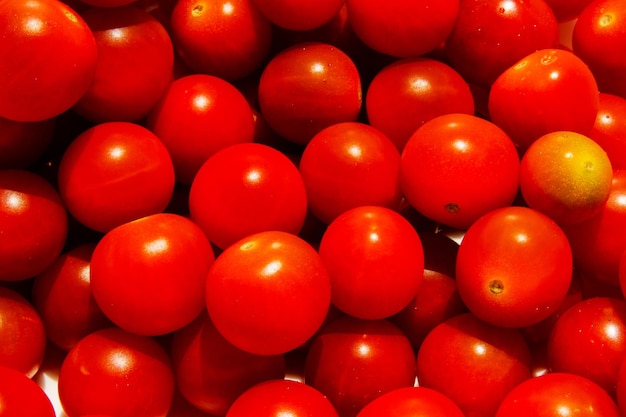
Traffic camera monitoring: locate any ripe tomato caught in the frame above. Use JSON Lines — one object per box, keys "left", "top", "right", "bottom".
{"left": 206, "top": 230, "right": 331, "bottom": 355}
{"left": 90, "top": 213, "right": 215, "bottom": 336}
{"left": 57, "top": 121, "right": 175, "bottom": 233}
{"left": 304, "top": 316, "right": 417, "bottom": 417}
{"left": 170, "top": 0, "right": 273, "bottom": 81}
{"left": 617, "top": 354, "right": 626, "bottom": 415}
{"left": 488, "top": 48, "right": 600, "bottom": 151}
{"left": 298, "top": 122, "right": 403, "bottom": 225}
{"left": 189, "top": 143, "right": 308, "bottom": 250}
{"left": 545, "top": 0, "right": 596, "bottom": 22}
{"left": 416, "top": 313, "right": 532, "bottom": 417}
{"left": 257, "top": 42, "right": 362, "bottom": 145}
{"left": 147, "top": 74, "right": 255, "bottom": 185}
{"left": 445, "top": 0, "right": 560, "bottom": 89}
{"left": 0, "top": 0, "right": 98, "bottom": 122}
{"left": 588, "top": 93, "right": 626, "bottom": 170}
{"left": 0, "top": 365, "right": 56, "bottom": 417}
{"left": 252, "top": 0, "right": 344, "bottom": 31}
{"left": 58, "top": 327, "right": 175, "bottom": 417}
{"left": 0, "top": 169, "right": 68, "bottom": 281}
{"left": 365, "top": 57, "right": 475, "bottom": 151}
{"left": 400, "top": 113, "right": 520, "bottom": 230}
{"left": 318, "top": 206, "right": 424, "bottom": 320}
{"left": 356, "top": 386, "right": 465, "bottom": 417}
{"left": 0, "top": 117, "right": 55, "bottom": 169}
{"left": 345, "top": 0, "right": 459, "bottom": 58}
{"left": 496, "top": 372, "right": 621, "bottom": 417}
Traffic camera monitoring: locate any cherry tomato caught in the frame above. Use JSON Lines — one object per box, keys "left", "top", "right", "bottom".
{"left": 304, "top": 316, "right": 417, "bottom": 417}
{"left": 444, "top": 0, "right": 560, "bottom": 89}
{"left": 0, "top": 365, "right": 56, "bottom": 417}
{"left": 257, "top": 42, "right": 362, "bottom": 145}
{"left": 226, "top": 379, "right": 339, "bottom": 417}
{"left": 90, "top": 213, "right": 215, "bottom": 336}
{"left": 206, "top": 230, "right": 331, "bottom": 355}
{"left": 170, "top": 312, "right": 286, "bottom": 416}
{"left": 189, "top": 143, "right": 308, "bottom": 250}
{"left": 588, "top": 93, "right": 626, "bottom": 170}
{"left": 318, "top": 206, "right": 424, "bottom": 320}
{"left": 400, "top": 113, "right": 521, "bottom": 230}
{"left": 252, "top": 0, "right": 344, "bottom": 31}
{"left": 416, "top": 313, "right": 532, "bottom": 417}
{"left": 356, "top": 386, "right": 465, "bottom": 417}
{"left": 496, "top": 372, "right": 621, "bottom": 417}
{"left": 58, "top": 327, "right": 175, "bottom": 417}
{"left": 170, "top": 0, "right": 273, "bottom": 81}
{"left": 0, "top": 169, "right": 68, "bottom": 281}
{"left": 365, "top": 57, "right": 475, "bottom": 151}
{"left": 545, "top": 0, "right": 596, "bottom": 22}
{"left": 345, "top": 0, "right": 460, "bottom": 58}
{"left": 298, "top": 122, "right": 403, "bottom": 225}
{"left": 0, "top": 0, "right": 98, "bottom": 122}
{"left": 0, "top": 117, "right": 55, "bottom": 169}
{"left": 72, "top": 5, "right": 174, "bottom": 123}
{"left": 57, "top": 121, "right": 175, "bottom": 233}
{"left": 147, "top": 74, "right": 255, "bottom": 185}
{"left": 488, "top": 48, "right": 600, "bottom": 151}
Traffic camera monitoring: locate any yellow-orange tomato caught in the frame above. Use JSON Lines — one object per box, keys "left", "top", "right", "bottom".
{"left": 519, "top": 131, "right": 613, "bottom": 225}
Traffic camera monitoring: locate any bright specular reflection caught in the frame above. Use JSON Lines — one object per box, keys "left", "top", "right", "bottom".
{"left": 222, "top": 1, "right": 234, "bottom": 15}
{"left": 108, "top": 146, "right": 125, "bottom": 160}
{"left": 311, "top": 62, "right": 325, "bottom": 74}
{"left": 144, "top": 238, "right": 169, "bottom": 255}
{"left": 604, "top": 323, "right": 621, "bottom": 341}
{"left": 246, "top": 169, "right": 262, "bottom": 184}
{"left": 2, "top": 191, "right": 27, "bottom": 213}
{"left": 261, "top": 260, "right": 282, "bottom": 276}
{"left": 473, "top": 343, "right": 487, "bottom": 356}
{"left": 193, "top": 94, "right": 211, "bottom": 110}
{"left": 356, "top": 342, "right": 370, "bottom": 357}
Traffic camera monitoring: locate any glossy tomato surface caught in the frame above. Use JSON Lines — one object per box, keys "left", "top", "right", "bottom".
{"left": 252, "top": 0, "right": 344, "bottom": 30}
{"left": 0, "top": 365, "right": 56, "bottom": 417}
{"left": 588, "top": 93, "right": 626, "bottom": 170}
{"left": 356, "top": 386, "right": 465, "bottom": 417}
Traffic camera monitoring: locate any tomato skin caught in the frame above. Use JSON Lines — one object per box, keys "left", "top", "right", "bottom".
{"left": 0, "top": 169, "right": 68, "bottom": 281}
{"left": 400, "top": 113, "right": 521, "bottom": 230}
{"left": 252, "top": 0, "right": 344, "bottom": 31}
{"left": 147, "top": 74, "right": 255, "bottom": 185}
{"left": 206, "top": 230, "right": 331, "bottom": 356}
{"left": 58, "top": 327, "right": 175, "bottom": 417}
{"left": 90, "top": 213, "right": 215, "bottom": 336}
{"left": 365, "top": 57, "right": 475, "bottom": 151}
{"left": 496, "top": 372, "right": 621, "bottom": 417}
{"left": 72, "top": 5, "right": 174, "bottom": 123}
{"left": 0, "top": 365, "right": 56, "bottom": 417}
{"left": 356, "top": 386, "right": 465, "bottom": 417}
{"left": 588, "top": 93, "right": 626, "bottom": 170}
{"left": 257, "top": 42, "right": 362, "bottom": 145}
{"left": 0, "top": 0, "right": 98, "bottom": 122}
{"left": 545, "top": 0, "right": 596, "bottom": 22}
{"left": 57, "top": 122, "right": 175, "bottom": 233}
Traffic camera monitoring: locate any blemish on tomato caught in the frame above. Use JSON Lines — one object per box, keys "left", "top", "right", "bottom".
{"left": 445, "top": 202, "right": 460, "bottom": 214}
{"left": 489, "top": 280, "right": 504, "bottom": 295}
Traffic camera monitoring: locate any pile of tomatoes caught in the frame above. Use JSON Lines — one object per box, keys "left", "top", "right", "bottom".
{"left": 1, "top": 0, "right": 626, "bottom": 416}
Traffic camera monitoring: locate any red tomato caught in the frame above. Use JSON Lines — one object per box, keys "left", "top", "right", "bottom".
{"left": 548, "top": 296, "right": 626, "bottom": 396}
{"left": 147, "top": 74, "right": 255, "bottom": 185}
{"left": 488, "top": 48, "right": 600, "bottom": 151}
{"left": 365, "top": 57, "right": 475, "bottom": 151}
{"left": 0, "top": 0, "right": 98, "bottom": 122}
{"left": 496, "top": 372, "right": 621, "bottom": 417}
{"left": 170, "top": 312, "right": 286, "bottom": 416}
{"left": 545, "top": 0, "right": 596, "bottom": 21}
{"left": 226, "top": 379, "right": 339, "bottom": 417}
{"left": 252, "top": 0, "right": 344, "bottom": 31}
{"left": 57, "top": 121, "right": 175, "bottom": 233}
{"left": 90, "top": 213, "right": 215, "bottom": 336}
{"left": 304, "top": 316, "right": 417, "bottom": 417}
{"left": 58, "top": 327, "right": 175, "bottom": 417}
{"left": 400, "top": 113, "right": 521, "bottom": 230}
{"left": 298, "top": 122, "right": 403, "bottom": 225}
{"left": 72, "top": 5, "right": 174, "bottom": 123}
{"left": 0, "top": 117, "right": 55, "bottom": 169}
{"left": 170, "top": 0, "right": 273, "bottom": 81}
{"left": 356, "top": 386, "right": 465, "bottom": 417}
{"left": 189, "top": 143, "right": 308, "bottom": 250}
{"left": 318, "top": 206, "right": 424, "bottom": 320}
{"left": 0, "top": 365, "right": 56, "bottom": 417}
{"left": 0, "top": 169, "right": 68, "bottom": 281}
{"left": 416, "top": 313, "right": 532, "bottom": 417}
{"left": 572, "top": 0, "right": 626, "bottom": 99}
{"left": 588, "top": 93, "right": 626, "bottom": 170}
{"left": 257, "top": 42, "right": 362, "bottom": 145}
{"left": 444, "top": 0, "right": 560, "bottom": 89}
{"left": 206, "top": 230, "right": 331, "bottom": 355}
{"left": 617, "top": 354, "right": 626, "bottom": 415}
{"left": 345, "top": 0, "right": 460, "bottom": 58}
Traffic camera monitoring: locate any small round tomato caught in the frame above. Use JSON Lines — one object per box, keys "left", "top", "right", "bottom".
{"left": 298, "top": 122, "right": 403, "bottom": 225}
{"left": 206, "top": 230, "right": 331, "bottom": 355}
{"left": 57, "top": 121, "right": 175, "bottom": 233}
{"left": 356, "top": 386, "right": 465, "bottom": 417}
{"left": 400, "top": 113, "right": 520, "bottom": 230}
{"left": 588, "top": 93, "right": 626, "bottom": 170}
{"left": 189, "top": 143, "right": 308, "bottom": 250}
{"left": 345, "top": 0, "right": 460, "bottom": 58}
{"left": 257, "top": 42, "right": 362, "bottom": 145}
{"left": 0, "top": 169, "right": 68, "bottom": 281}
{"left": 0, "top": 365, "right": 56, "bottom": 417}
{"left": 488, "top": 48, "right": 600, "bottom": 151}
{"left": 0, "top": 0, "right": 98, "bottom": 122}
{"left": 90, "top": 213, "right": 215, "bottom": 336}
{"left": 252, "top": 0, "right": 344, "bottom": 31}
{"left": 170, "top": 0, "right": 273, "bottom": 81}
{"left": 365, "top": 57, "right": 475, "bottom": 151}
{"left": 58, "top": 327, "right": 175, "bottom": 417}
{"left": 318, "top": 206, "right": 424, "bottom": 320}
{"left": 0, "top": 117, "right": 55, "bottom": 169}
{"left": 147, "top": 74, "right": 255, "bottom": 185}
